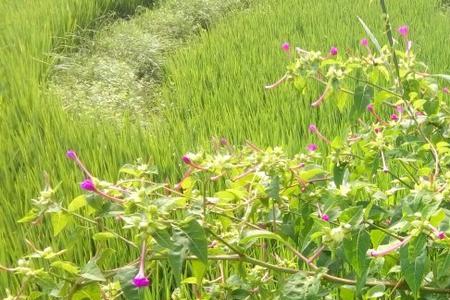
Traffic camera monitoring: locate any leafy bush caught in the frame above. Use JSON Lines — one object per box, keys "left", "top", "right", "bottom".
{"left": 3, "top": 2, "right": 450, "bottom": 299}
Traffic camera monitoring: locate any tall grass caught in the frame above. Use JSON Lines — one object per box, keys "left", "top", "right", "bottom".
{"left": 0, "top": 0, "right": 449, "bottom": 297}
{"left": 0, "top": 0, "right": 155, "bottom": 292}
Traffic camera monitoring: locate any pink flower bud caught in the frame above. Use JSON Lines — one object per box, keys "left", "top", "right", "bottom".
{"left": 398, "top": 25, "right": 409, "bottom": 37}
{"left": 360, "top": 38, "right": 369, "bottom": 47}
{"left": 182, "top": 155, "right": 192, "bottom": 165}
{"left": 321, "top": 214, "right": 329, "bottom": 222}
{"left": 367, "top": 103, "right": 374, "bottom": 112}
{"left": 390, "top": 114, "right": 399, "bottom": 121}
{"left": 443, "top": 87, "right": 449, "bottom": 94}
{"left": 307, "top": 144, "right": 318, "bottom": 152}
{"left": 396, "top": 105, "right": 404, "bottom": 113}
{"left": 437, "top": 231, "right": 446, "bottom": 240}
{"left": 308, "top": 124, "right": 317, "bottom": 133}
{"left": 66, "top": 150, "right": 77, "bottom": 160}
{"left": 80, "top": 179, "right": 95, "bottom": 191}
{"left": 281, "top": 42, "right": 290, "bottom": 52}
{"left": 329, "top": 47, "right": 338, "bottom": 56}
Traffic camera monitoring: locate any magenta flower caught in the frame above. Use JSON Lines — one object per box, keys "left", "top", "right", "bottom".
{"left": 390, "top": 114, "right": 399, "bottom": 121}
{"left": 308, "top": 124, "right": 317, "bottom": 133}
{"left": 329, "top": 47, "right": 338, "bottom": 56}
{"left": 360, "top": 38, "right": 369, "bottom": 47}
{"left": 66, "top": 150, "right": 77, "bottom": 160}
{"left": 321, "top": 214, "right": 329, "bottom": 222}
{"left": 437, "top": 231, "right": 446, "bottom": 240}
{"left": 367, "top": 103, "right": 374, "bottom": 112}
{"left": 398, "top": 25, "right": 409, "bottom": 37}
{"left": 307, "top": 143, "right": 318, "bottom": 152}
{"left": 281, "top": 42, "right": 290, "bottom": 52}
{"left": 443, "top": 87, "right": 449, "bottom": 94}
{"left": 182, "top": 155, "right": 192, "bottom": 165}
{"left": 133, "top": 274, "right": 151, "bottom": 288}
{"left": 80, "top": 179, "right": 95, "bottom": 191}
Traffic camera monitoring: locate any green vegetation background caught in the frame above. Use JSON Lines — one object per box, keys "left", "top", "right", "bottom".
{"left": 0, "top": 0, "right": 449, "bottom": 295}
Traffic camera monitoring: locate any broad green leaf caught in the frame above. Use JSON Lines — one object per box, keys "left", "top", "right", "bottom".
{"left": 114, "top": 266, "right": 140, "bottom": 300}
{"left": 400, "top": 234, "right": 428, "bottom": 299}
{"left": 366, "top": 284, "right": 385, "bottom": 298}
{"left": 343, "top": 230, "right": 371, "bottom": 294}
{"left": 71, "top": 283, "right": 101, "bottom": 300}
{"left": 280, "top": 271, "right": 324, "bottom": 300}
{"left": 336, "top": 91, "right": 351, "bottom": 113}
{"left": 81, "top": 259, "right": 106, "bottom": 282}
{"left": 240, "top": 229, "right": 283, "bottom": 247}
{"left": 51, "top": 212, "right": 70, "bottom": 237}
{"left": 350, "top": 85, "right": 374, "bottom": 121}
{"left": 152, "top": 228, "right": 175, "bottom": 249}
{"left": 51, "top": 261, "right": 80, "bottom": 275}
{"left": 299, "top": 168, "right": 326, "bottom": 181}
{"left": 180, "top": 219, "right": 208, "bottom": 265}
{"left": 93, "top": 232, "right": 116, "bottom": 241}
{"left": 333, "top": 164, "right": 346, "bottom": 188}
{"left": 214, "top": 190, "right": 236, "bottom": 202}
{"left": 169, "top": 234, "right": 189, "bottom": 285}
{"left": 17, "top": 209, "right": 39, "bottom": 223}
{"left": 192, "top": 260, "right": 207, "bottom": 286}
{"left": 68, "top": 195, "right": 87, "bottom": 212}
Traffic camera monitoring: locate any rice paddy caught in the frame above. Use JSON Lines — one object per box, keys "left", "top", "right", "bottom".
{"left": 0, "top": 0, "right": 449, "bottom": 297}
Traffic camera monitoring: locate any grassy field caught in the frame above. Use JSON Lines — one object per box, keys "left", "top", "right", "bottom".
{"left": 0, "top": 0, "right": 449, "bottom": 297}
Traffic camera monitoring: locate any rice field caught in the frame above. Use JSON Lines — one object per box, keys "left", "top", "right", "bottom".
{"left": 0, "top": 0, "right": 449, "bottom": 297}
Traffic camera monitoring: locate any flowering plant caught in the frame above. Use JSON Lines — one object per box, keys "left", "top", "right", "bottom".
{"left": 3, "top": 2, "right": 450, "bottom": 299}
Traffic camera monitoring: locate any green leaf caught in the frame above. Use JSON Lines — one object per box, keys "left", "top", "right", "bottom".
{"left": 51, "top": 212, "right": 70, "bottom": 236}
{"left": 81, "top": 259, "right": 106, "bottom": 282}
{"left": 114, "top": 266, "right": 140, "bottom": 300}
{"left": 71, "top": 283, "right": 101, "bottom": 300}
{"left": 343, "top": 230, "right": 371, "bottom": 295}
{"left": 17, "top": 209, "right": 39, "bottom": 223}
{"left": 191, "top": 260, "right": 206, "bottom": 286}
{"left": 180, "top": 219, "right": 208, "bottom": 265}
{"left": 366, "top": 284, "right": 385, "bottom": 298}
{"left": 336, "top": 91, "right": 351, "bottom": 113}
{"left": 68, "top": 195, "right": 87, "bottom": 212}
{"left": 169, "top": 233, "right": 189, "bottom": 285}
{"left": 400, "top": 234, "right": 428, "bottom": 299}
{"left": 357, "top": 17, "right": 382, "bottom": 53}
{"left": 152, "top": 228, "right": 175, "bottom": 249}
{"left": 93, "top": 232, "right": 116, "bottom": 241}
{"left": 240, "top": 229, "right": 283, "bottom": 247}
{"left": 351, "top": 84, "right": 374, "bottom": 121}
{"left": 333, "top": 164, "right": 346, "bottom": 187}
{"left": 51, "top": 261, "right": 80, "bottom": 275}
{"left": 280, "top": 271, "right": 324, "bottom": 300}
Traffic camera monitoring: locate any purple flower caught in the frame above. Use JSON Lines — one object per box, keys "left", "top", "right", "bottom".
{"left": 437, "top": 231, "right": 446, "bottom": 240}
{"left": 281, "top": 42, "right": 290, "bottom": 52}
{"left": 321, "top": 214, "right": 329, "bottom": 222}
{"left": 367, "top": 103, "right": 374, "bottom": 112}
{"left": 66, "top": 150, "right": 77, "bottom": 160}
{"left": 307, "top": 144, "right": 318, "bottom": 152}
{"left": 132, "top": 274, "right": 151, "bottom": 288}
{"left": 182, "top": 155, "right": 192, "bottom": 165}
{"left": 443, "top": 87, "right": 449, "bottom": 94}
{"left": 390, "top": 114, "right": 399, "bottom": 121}
{"left": 329, "top": 47, "right": 338, "bottom": 56}
{"left": 398, "top": 25, "right": 409, "bottom": 37}
{"left": 360, "top": 38, "right": 369, "bottom": 47}
{"left": 80, "top": 179, "right": 95, "bottom": 191}
{"left": 308, "top": 124, "right": 317, "bottom": 133}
